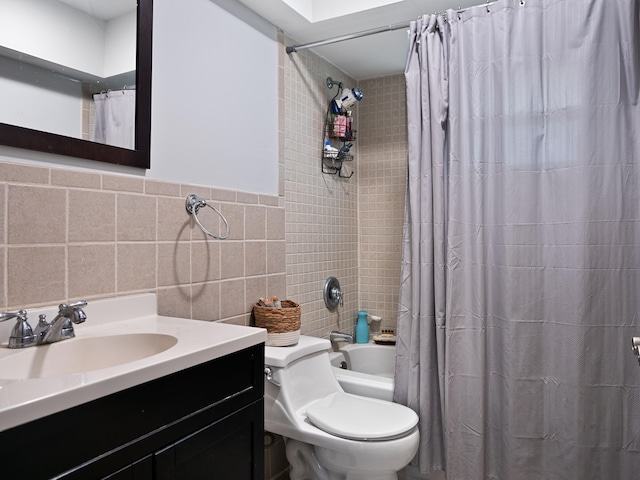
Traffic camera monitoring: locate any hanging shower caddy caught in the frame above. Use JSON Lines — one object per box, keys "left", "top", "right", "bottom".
{"left": 322, "top": 77, "right": 360, "bottom": 178}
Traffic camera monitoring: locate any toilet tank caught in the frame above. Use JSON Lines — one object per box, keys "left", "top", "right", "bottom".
{"left": 265, "top": 335, "right": 332, "bottom": 367}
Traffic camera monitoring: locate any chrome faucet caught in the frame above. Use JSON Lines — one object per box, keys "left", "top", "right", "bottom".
{"left": 329, "top": 330, "right": 354, "bottom": 351}
{"left": 0, "top": 301, "right": 87, "bottom": 348}
{"left": 35, "top": 301, "right": 87, "bottom": 345}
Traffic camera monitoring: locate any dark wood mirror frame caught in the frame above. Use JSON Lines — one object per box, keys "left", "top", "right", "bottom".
{"left": 0, "top": 0, "right": 153, "bottom": 169}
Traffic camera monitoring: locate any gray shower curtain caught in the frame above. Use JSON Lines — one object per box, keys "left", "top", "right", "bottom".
{"left": 395, "top": 1, "right": 640, "bottom": 478}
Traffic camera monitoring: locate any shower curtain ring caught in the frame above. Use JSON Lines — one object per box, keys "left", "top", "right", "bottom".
{"left": 185, "top": 194, "right": 230, "bottom": 240}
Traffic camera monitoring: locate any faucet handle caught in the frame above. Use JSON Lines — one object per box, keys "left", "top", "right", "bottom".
{"left": 0, "top": 310, "right": 28, "bottom": 323}
{"left": 0, "top": 310, "right": 36, "bottom": 348}
{"left": 58, "top": 301, "right": 87, "bottom": 324}
{"left": 59, "top": 300, "right": 87, "bottom": 312}
{"left": 66, "top": 300, "right": 88, "bottom": 309}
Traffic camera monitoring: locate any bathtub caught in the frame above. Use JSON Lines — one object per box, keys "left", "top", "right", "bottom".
{"left": 329, "top": 342, "right": 395, "bottom": 401}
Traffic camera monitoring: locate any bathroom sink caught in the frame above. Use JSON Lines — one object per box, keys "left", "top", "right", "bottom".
{"left": 0, "top": 333, "right": 177, "bottom": 379}
{"left": 0, "top": 293, "right": 267, "bottom": 432}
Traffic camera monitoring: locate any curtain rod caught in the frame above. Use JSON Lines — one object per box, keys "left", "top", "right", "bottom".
{"left": 285, "top": 1, "right": 497, "bottom": 54}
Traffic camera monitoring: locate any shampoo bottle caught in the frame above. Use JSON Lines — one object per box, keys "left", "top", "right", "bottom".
{"left": 356, "top": 310, "right": 369, "bottom": 344}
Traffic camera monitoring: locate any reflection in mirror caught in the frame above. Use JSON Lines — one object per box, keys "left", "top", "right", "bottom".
{"left": 0, "top": 0, "right": 136, "bottom": 146}
{"left": 0, "top": 0, "right": 152, "bottom": 169}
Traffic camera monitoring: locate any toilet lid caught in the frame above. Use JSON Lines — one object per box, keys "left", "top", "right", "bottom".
{"left": 306, "top": 392, "right": 418, "bottom": 441}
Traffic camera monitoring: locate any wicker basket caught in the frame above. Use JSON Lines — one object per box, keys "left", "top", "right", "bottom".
{"left": 253, "top": 299, "right": 301, "bottom": 346}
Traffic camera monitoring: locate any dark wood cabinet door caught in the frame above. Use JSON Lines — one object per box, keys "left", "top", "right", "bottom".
{"left": 103, "top": 455, "right": 153, "bottom": 480}
{"left": 154, "top": 402, "right": 262, "bottom": 480}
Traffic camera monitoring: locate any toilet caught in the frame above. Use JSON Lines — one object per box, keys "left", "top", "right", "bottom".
{"left": 264, "top": 335, "right": 419, "bottom": 480}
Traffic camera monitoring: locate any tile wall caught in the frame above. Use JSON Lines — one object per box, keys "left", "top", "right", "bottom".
{"left": 281, "top": 40, "right": 408, "bottom": 336}
{"left": 0, "top": 161, "right": 286, "bottom": 324}
{"left": 357, "top": 74, "right": 408, "bottom": 331}
{"left": 282, "top": 38, "right": 360, "bottom": 339}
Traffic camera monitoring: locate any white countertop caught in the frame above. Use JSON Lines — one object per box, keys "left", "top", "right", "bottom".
{"left": 0, "top": 294, "right": 266, "bottom": 431}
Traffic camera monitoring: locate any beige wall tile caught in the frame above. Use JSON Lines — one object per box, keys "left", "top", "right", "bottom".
{"left": 259, "top": 195, "right": 279, "bottom": 207}
{"left": 117, "top": 194, "right": 157, "bottom": 241}
{"left": 211, "top": 188, "right": 236, "bottom": 202}
{"left": 220, "top": 279, "right": 246, "bottom": 318}
{"left": 278, "top": 163, "right": 285, "bottom": 197}
{"left": 220, "top": 241, "right": 244, "bottom": 279}
{"left": 282, "top": 43, "right": 360, "bottom": 338}
{"left": 51, "top": 169, "right": 101, "bottom": 189}
{"left": 157, "top": 196, "right": 190, "bottom": 242}
{"left": 0, "top": 143, "right": 289, "bottom": 323}
{"left": 68, "top": 190, "right": 116, "bottom": 242}
{"left": 191, "top": 241, "right": 220, "bottom": 283}
{"left": 68, "top": 244, "right": 116, "bottom": 298}
{"left": 267, "top": 241, "right": 286, "bottom": 274}
{"left": 117, "top": 243, "right": 156, "bottom": 292}
{"left": 0, "top": 184, "right": 5, "bottom": 244}
{"left": 245, "top": 241, "right": 266, "bottom": 277}
{"left": 245, "top": 276, "right": 267, "bottom": 313}
{"left": 7, "top": 246, "right": 65, "bottom": 307}
{"left": 145, "top": 179, "right": 181, "bottom": 197}
{"left": 219, "top": 313, "right": 250, "bottom": 326}
{"left": 237, "top": 191, "right": 259, "bottom": 205}
{"left": 0, "top": 247, "right": 5, "bottom": 310}
{"left": 267, "top": 274, "right": 287, "bottom": 300}
{"left": 157, "top": 286, "right": 192, "bottom": 318}
{"left": 8, "top": 185, "right": 66, "bottom": 244}
{"left": 191, "top": 282, "right": 220, "bottom": 321}
{"left": 266, "top": 207, "right": 285, "bottom": 240}
{"left": 220, "top": 203, "right": 244, "bottom": 241}
{"left": 0, "top": 163, "right": 49, "bottom": 184}
{"left": 181, "top": 185, "right": 209, "bottom": 200}
{"left": 102, "top": 174, "right": 144, "bottom": 193}
{"left": 158, "top": 242, "right": 190, "bottom": 287}
{"left": 245, "top": 205, "right": 266, "bottom": 240}
{"left": 357, "top": 74, "right": 407, "bottom": 328}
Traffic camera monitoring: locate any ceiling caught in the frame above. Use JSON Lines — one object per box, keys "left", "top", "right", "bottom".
{"left": 56, "top": 0, "right": 134, "bottom": 21}
{"left": 236, "top": 0, "right": 482, "bottom": 80}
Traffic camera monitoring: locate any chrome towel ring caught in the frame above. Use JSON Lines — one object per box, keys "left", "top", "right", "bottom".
{"left": 185, "top": 194, "right": 230, "bottom": 240}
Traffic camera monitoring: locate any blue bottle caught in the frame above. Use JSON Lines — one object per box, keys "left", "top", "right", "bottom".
{"left": 355, "top": 310, "right": 369, "bottom": 344}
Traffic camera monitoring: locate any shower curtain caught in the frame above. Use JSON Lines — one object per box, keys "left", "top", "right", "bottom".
{"left": 91, "top": 89, "right": 136, "bottom": 149}
{"left": 396, "top": 1, "right": 640, "bottom": 478}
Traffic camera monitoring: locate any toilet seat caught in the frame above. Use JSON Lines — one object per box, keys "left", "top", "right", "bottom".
{"left": 306, "top": 392, "right": 418, "bottom": 441}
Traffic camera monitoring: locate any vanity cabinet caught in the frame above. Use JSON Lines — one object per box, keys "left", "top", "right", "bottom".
{"left": 0, "top": 344, "right": 264, "bottom": 480}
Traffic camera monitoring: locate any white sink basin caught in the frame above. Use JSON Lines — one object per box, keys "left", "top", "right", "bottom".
{"left": 0, "top": 293, "right": 267, "bottom": 432}
{"left": 0, "top": 333, "right": 178, "bottom": 379}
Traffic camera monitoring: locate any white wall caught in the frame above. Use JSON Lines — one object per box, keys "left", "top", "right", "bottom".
{"left": 104, "top": 11, "right": 138, "bottom": 78}
{"left": 0, "top": 0, "right": 280, "bottom": 195}
{"left": 0, "top": 56, "right": 82, "bottom": 136}
{"left": 148, "top": 0, "right": 279, "bottom": 194}
{"left": 0, "top": 0, "right": 137, "bottom": 77}
{"left": 0, "top": 0, "right": 136, "bottom": 138}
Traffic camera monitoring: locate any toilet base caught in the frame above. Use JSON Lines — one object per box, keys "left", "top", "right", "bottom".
{"left": 286, "top": 439, "right": 331, "bottom": 480}
{"left": 285, "top": 438, "right": 398, "bottom": 480}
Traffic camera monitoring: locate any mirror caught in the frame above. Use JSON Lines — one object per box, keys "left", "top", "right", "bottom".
{"left": 0, "top": 0, "right": 152, "bottom": 169}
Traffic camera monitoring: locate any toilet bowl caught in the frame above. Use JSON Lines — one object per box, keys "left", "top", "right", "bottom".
{"left": 264, "top": 335, "right": 419, "bottom": 480}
